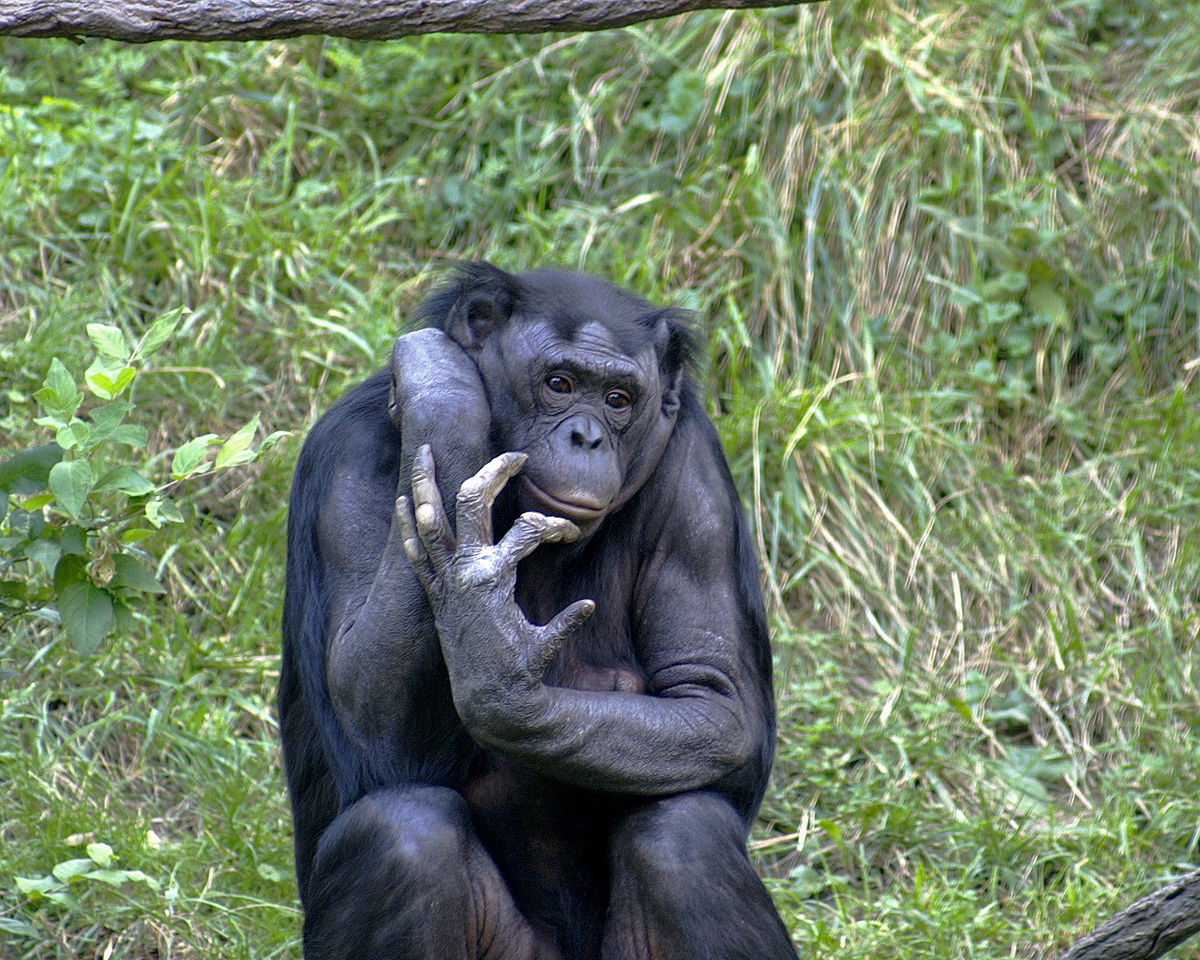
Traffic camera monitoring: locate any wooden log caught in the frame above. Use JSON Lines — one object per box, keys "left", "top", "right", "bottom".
{"left": 0, "top": 0, "right": 823, "bottom": 42}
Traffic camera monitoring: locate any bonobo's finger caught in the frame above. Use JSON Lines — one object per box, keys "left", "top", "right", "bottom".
{"left": 496, "top": 511, "right": 582, "bottom": 566}
{"left": 394, "top": 495, "right": 435, "bottom": 591}
{"left": 382, "top": 493, "right": 423, "bottom": 571}
{"left": 410, "top": 445, "right": 455, "bottom": 569}
{"left": 531, "top": 599, "right": 597, "bottom": 673}
{"left": 456, "top": 452, "right": 528, "bottom": 550}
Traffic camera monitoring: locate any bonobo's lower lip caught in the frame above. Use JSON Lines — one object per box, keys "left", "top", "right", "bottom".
{"left": 521, "top": 476, "right": 609, "bottom": 521}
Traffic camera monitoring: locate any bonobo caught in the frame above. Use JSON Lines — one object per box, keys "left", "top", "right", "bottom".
{"left": 280, "top": 263, "right": 796, "bottom": 959}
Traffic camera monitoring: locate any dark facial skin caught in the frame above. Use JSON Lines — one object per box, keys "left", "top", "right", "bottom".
{"left": 470, "top": 319, "right": 667, "bottom": 532}
{"left": 280, "top": 263, "right": 795, "bottom": 960}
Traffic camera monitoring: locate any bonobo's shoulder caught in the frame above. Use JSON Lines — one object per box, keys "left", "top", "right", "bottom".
{"left": 294, "top": 371, "right": 400, "bottom": 569}
{"left": 673, "top": 388, "right": 734, "bottom": 476}
{"left": 645, "top": 387, "right": 742, "bottom": 528}
{"left": 299, "top": 370, "right": 398, "bottom": 470}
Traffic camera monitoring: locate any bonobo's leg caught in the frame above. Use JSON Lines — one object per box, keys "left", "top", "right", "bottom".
{"left": 304, "top": 786, "right": 562, "bottom": 960}
{"left": 602, "top": 792, "right": 797, "bottom": 960}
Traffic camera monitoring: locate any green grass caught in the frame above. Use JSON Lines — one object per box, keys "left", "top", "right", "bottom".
{"left": 2, "top": 1, "right": 1199, "bottom": 956}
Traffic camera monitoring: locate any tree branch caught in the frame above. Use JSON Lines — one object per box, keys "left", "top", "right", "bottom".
{"left": 0, "top": 0, "right": 823, "bottom": 42}
{"left": 1057, "top": 867, "right": 1200, "bottom": 960}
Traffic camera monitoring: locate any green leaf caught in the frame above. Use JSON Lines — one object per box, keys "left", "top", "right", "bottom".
{"left": 15, "top": 875, "right": 57, "bottom": 896}
{"left": 48, "top": 459, "right": 92, "bottom": 519}
{"left": 1001, "top": 327, "right": 1034, "bottom": 357}
{"left": 214, "top": 415, "right": 260, "bottom": 470}
{"left": 85, "top": 364, "right": 136, "bottom": 400}
{"left": 52, "top": 858, "right": 96, "bottom": 883}
{"left": 1092, "top": 284, "right": 1133, "bottom": 315}
{"left": 946, "top": 696, "right": 973, "bottom": 722}
{"left": 259, "top": 429, "right": 291, "bottom": 452}
{"left": 25, "top": 538, "right": 61, "bottom": 577}
{"left": 93, "top": 466, "right": 156, "bottom": 496}
{"left": 171, "top": 435, "right": 218, "bottom": 479}
{"left": 0, "top": 579, "right": 29, "bottom": 603}
{"left": 145, "top": 497, "right": 184, "bottom": 528}
{"left": 83, "top": 869, "right": 129, "bottom": 886}
{"left": 110, "top": 423, "right": 149, "bottom": 448}
{"left": 86, "top": 842, "right": 115, "bottom": 867}
{"left": 58, "top": 580, "right": 115, "bottom": 653}
{"left": 121, "top": 527, "right": 155, "bottom": 544}
{"left": 119, "top": 868, "right": 160, "bottom": 890}
{"left": 0, "top": 444, "right": 62, "bottom": 495}
{"left": 32, "top": 393, "right": 65, "bottom": 425}
{"left": 86, "top": 323, "right": 130, "bottom": 363}
{"left": 55, "top": 419, "right": 90, "bottom": 451}
{"left": 54, "top": 553, "right": 88, "bottom": 594}
{"left": 0, "top": 917, "right": 39, "bottom": 938}
{"left": 982, "top": 271, "right": 1028, "bottom": 299}
{"left": 982, "top": 301, "right": 1020, "bottom": 326}
{"left": 59, "top": 525, "right": 88, "bottom": 556}
{"left": 35, "top": 357, "right": 83, "bottom": 420}
{"left": 111, "top": 554, "right": 164, "bottom": 594}
{"left": 84, "top": 401, "right": 133, "bottom": 447}
{"left": 1027, "top": 282, "right": 1068, "bottom": 329}
{"left": 661, "top": 69, "right": 704, "bottom": 134}
{"left": 138, "top": 307, "right": 184, "bottom": 358}
{"left": 114, "top": 598, "right": 134, "bottom": 633}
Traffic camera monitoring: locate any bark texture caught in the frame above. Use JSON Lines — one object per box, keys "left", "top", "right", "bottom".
{"left": 0, "top": 0, "right": 821, "bottom": 42}
{"left": 1057, "top": 867, "right": 1200, "bottom": 960}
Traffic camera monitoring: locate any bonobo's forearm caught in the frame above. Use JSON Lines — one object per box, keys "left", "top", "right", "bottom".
{"left": 326, "top": 507, "right": 444, "bottom": 744}
{"left": 328, "top": 329, "right": 490, "bottom": 746}
{"left": 454, "top": 667, "right": 758, "bottom": 795}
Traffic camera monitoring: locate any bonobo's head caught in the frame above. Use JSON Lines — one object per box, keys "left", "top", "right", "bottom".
{"left": 422, "top": 262, "right": 694, "bottom": 534}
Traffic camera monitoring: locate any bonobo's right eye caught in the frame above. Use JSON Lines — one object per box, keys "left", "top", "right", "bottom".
{"left": 546, "top": 374, "right": 573, "bottom": 394}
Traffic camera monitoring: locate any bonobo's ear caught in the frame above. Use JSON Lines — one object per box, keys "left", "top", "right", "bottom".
{"left": 650, "top": 309, "right": 695, "bottom": 417}
{"left": 442, "top": 263, "right": 520, "bottom": 351}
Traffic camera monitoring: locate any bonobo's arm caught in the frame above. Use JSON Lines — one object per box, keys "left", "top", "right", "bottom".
{"left": 398, "top": 427, "right": 771, "bottom": 797}
{"left": 323, "top": 330, "right": 490, "bottom": 752}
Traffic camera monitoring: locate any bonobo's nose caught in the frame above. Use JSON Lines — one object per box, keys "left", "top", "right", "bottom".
{"left": 565, "top": 414, "right": 606, "bottom": 450}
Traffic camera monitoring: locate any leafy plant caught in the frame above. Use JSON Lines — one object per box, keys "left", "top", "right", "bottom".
{"left": 12, "top": 841, "right": 160, "bottom": 918}
{"left": 0, "top": 310, "right": 285, "bottom": 653}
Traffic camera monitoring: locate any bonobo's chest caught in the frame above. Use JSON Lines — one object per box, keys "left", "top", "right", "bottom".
{"left": 513, "top": 542, "right": 649, "bottom": 694}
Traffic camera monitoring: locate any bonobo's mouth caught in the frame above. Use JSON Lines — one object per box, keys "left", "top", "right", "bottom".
{"left": 521, "top": 476, "right": 609, "bottom": 522}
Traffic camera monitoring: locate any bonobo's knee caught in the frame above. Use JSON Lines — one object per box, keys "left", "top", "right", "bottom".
{"left": 305, "top": 787, "right": 482, "bottom": 960}
{"left": 612, "top": 792, "right": 746, "bottom": 884}
{"left": 608, "top": 793, "right": 797, "bottom": 959}
{"left": 311, "top": 785, "right": 471, "bottom": 888}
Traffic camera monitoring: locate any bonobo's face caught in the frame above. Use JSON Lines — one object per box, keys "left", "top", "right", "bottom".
{"left": 484, "top": 318, "right": 671, "bottom": 531}
{"left": 441, "top": 266, "right": 688, "bottom": 535}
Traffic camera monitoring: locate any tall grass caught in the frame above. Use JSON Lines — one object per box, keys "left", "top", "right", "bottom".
{"left": 2, "top": 1, "right": 1198, "bottom": 956}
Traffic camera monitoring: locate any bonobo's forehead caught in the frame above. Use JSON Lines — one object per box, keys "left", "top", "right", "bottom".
{"left": 518, "top": 269, "right": 664, "bottom": 356}
{"left": 508, "top": 320, "right": 656, "bottom": 383}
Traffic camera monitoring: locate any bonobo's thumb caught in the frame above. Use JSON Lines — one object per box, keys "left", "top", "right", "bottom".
{"left": 530, "top": 599, "right": 596, "bottom": 674}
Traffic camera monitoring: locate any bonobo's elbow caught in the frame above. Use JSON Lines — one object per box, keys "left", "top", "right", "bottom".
{"left": 449, "top": 677, "right": 547, "bottom": 750}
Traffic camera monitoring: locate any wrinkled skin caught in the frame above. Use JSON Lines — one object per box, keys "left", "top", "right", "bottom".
{"left": 280, "top": 263, "right": 796, "bottom": 959}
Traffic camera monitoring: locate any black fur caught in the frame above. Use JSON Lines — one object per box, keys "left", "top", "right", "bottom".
{"left": 281, "top": 265, "right": 794, "bottom": 959}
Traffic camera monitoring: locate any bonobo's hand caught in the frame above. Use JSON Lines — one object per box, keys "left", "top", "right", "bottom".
{"left": 396, "top": 445, "right": 595, "bottom": 726}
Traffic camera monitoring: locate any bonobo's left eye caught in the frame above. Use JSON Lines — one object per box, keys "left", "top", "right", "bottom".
{"left": 605, "top": 390, "right": 632, "bottom": 410}
{"left": 546, "top": 374, "right": 573, "bottom": 394}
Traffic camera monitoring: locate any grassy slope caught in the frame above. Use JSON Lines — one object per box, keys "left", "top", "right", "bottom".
{"left": 2, "top": 1, "right": 1199, "bottom": 956}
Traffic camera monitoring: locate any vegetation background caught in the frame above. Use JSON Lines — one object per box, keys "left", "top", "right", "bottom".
{"left": 2, "top": 0, "right": 1198, "bottom": 956}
